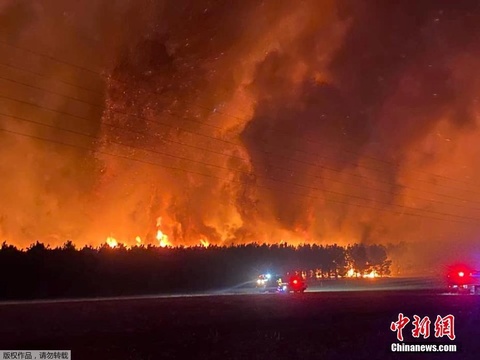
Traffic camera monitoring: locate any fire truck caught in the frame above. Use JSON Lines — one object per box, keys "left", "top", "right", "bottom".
{"left": 256, "top": 273, "right": 307, "bottom": 293}
{"left": 446, "top": 265, "right": 480, "bottom": 294}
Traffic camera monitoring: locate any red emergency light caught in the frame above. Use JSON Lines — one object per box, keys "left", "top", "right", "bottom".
{"left": 446, "top": 264, "right": 473, "bottom": 285}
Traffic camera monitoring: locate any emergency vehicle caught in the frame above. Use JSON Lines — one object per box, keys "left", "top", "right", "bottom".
{"left": 446, "top": 265, "right": 480, "bottom": 294}
{"left": 256, "top": 273, "right": 307, "bottom": 293}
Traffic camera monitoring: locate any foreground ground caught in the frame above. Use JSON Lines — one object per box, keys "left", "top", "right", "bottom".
{"left": 0, "top": 280, "right": 479, "bottom": 359}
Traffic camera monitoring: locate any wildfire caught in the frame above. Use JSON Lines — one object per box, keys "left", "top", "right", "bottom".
{"left": 200, "top": 239, "right": 210, "bottom": 248}
{"left": 344, "top": 268, "right": 379, "bottom": 278}
{"left": 155, "top": 217, "right": 171, "bottom": 247}
{"left": 106, "top": 236, "right": 118, "bottom": 248}
{"left": 363, "top": 270, "right": 379, "bottom": 279}
{"left": 135, "top": 236, "right": 142, "bottom": 246}
{"left": 156, "top": 230, "right": 171, "bottom": 247}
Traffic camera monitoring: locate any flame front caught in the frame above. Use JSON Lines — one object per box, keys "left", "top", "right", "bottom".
{"left": 2, "top": 1, "right": 480, "bottom": 276}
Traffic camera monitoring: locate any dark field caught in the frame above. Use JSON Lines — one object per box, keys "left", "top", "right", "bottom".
{"left": 1, "top": 286, "right": 479, "bottom": 360}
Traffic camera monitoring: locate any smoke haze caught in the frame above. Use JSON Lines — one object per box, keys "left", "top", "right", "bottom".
{"left": 1, "top": 0, "right": 480, "bottom": 273}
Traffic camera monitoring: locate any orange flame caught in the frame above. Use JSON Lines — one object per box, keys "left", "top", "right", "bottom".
{"left": 156, "top": 230, "right": 171, "bottom": 247}
{"left": 106, "top": 236, "right": 118, "bottom": 248}
{"left": 346, "top": 268, "right": 356, "bottom": 277}
{"left": 363, "top": 270, "right": 379, "bottom": 279}
{"left": 344, "top": 267, "right": 379, "bottom": 278}
{"left": 156, "top": 217, "right": 171, "bottom": 247}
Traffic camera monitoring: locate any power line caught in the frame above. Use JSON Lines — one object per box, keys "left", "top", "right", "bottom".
{"left": 0, "top": 40, "right": 101, "bottom": 76}
{"left": 105, "top": 85, "right": 480, "bottom": 193}
{"left": 4, "top": 103, "right": 480, "bottom": 215}
{"left": 0, "top": 63, "right": 227, "bottom": 132}
{"left": 2, "top": 89, "right": 480, "bottom": 212}
{"left": 2, "top": 45, "right": 480, "bottom": 214}
{"left": 1, "top": 126, "right": 478, "bottom": 227}
{"left": 0, "top": 61, "right": 103, "bottom": 97}
{"left": 0, "top": 111, "right": 238, "bottom": 174}
{"left": 0, "top": 109, "right": 240, "bottom": 164}
{"left": 258, "top": 147, "right": 480, "bottom": 207}
{"left": 0, "top": 67, "right": 104, "bottom": 106}
{"left": 259, "top": 128, "right": 479, "bottom": 194}
{"left": 1, "top": 40, "right": 477, "bottom": 191}
{"left": 2, "top": 115, "right": 480, "bottom": 225}
{"left": 261, "top": 161, "right": 480, "bottom": 212}
{"left": 2, "top": 77, "right": 479, "bottom": 210}
{"left": 0, "top": 127, "right": 222, "bottom": 181}
{"left": 0, "top": 92, "right": 229, "bottom": 144}
{"left": 105, "top": 84, "right": 480, "bottom": 195}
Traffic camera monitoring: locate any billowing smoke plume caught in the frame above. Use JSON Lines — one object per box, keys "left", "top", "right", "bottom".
{"left": 1, "top": 0, "right": 480, "bottom": 273}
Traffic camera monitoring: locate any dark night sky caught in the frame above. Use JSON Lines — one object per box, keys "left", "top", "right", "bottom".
{"left": 1, "top": 0, "right": 480, "bottom": 271}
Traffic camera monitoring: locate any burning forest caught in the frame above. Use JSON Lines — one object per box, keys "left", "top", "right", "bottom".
{"left": 0, "top": 241, "right": 391, "bottom": 300}
{"left": 1, "top": 0, "right": 480, "bottom": 274}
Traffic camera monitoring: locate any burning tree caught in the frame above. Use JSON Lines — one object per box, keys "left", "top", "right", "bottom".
{"left": 0, "top": 241, "right": 392, "bottom": 300}
{"left": 346, "top": 244, "right": 391, "bottom": 278}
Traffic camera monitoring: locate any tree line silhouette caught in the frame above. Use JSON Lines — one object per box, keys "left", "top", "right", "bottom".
{"left": 0, "top": 241, "right": 391, "bottom": 300}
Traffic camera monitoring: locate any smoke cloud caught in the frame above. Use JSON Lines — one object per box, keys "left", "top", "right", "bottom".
{"left": 1, "top": 0, "right": 480, "bottom": 273}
